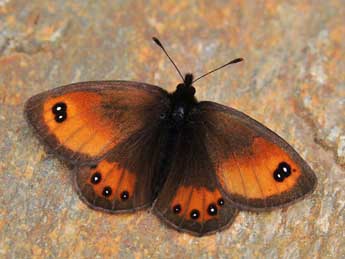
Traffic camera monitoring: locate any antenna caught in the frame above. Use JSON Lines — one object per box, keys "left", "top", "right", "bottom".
{"left": 192, "top": 58, "right": 243, "bottom": 83}
{"left": 152, "top": 37, "right": 185, "bottom": 82}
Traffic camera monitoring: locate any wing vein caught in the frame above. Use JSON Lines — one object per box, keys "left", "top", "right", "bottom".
{"left": 231, "top": 153, "right": 248, "bottom": 202}
{"left": 249, "top": 156, "right": 267, "bottom": 206}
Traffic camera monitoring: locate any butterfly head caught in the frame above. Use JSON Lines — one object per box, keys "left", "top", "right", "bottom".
{"left": 183, "top": 73, "right": 194, "bottom": 88}
{"left": 173, "top": 73, "right": 196, "bottom": 100}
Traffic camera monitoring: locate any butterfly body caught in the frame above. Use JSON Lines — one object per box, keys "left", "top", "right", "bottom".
{"left": 25, "top": 45, "right": 316, "bottom": 237}
{"left": 166, "top": 73, "right": 197, "bottom": 125}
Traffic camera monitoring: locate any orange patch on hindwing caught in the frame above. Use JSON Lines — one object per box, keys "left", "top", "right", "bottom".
{"left": 171, "top": 186, "right": 224, "bottom": 223}
{"left": 218, "top": 137, "right": 302, "bottom": 199}
{"left": 88, "top": 160, "right": 136, "bottom": 201}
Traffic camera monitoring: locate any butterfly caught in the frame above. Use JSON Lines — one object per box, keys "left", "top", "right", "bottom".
{"left": 24, "top": 37, "right": 317, "bottom": 237}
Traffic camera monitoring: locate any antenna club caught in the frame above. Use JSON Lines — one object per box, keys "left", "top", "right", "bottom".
{"left": 230, "top": 58, "right": 244, "bottom": 64}
{"left": 152, "top": 37, "right": 163, "bottom": 48}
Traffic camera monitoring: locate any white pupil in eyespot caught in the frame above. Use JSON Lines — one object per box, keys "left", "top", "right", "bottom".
{"left": 283, "top": 167, "right": 288, "bottom": 173}
{"left": 56, "top": 106, "right": 62, "bottom": 111}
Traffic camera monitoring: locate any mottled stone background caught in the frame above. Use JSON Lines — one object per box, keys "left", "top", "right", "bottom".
{"left": 1, "top": 0, "right": 344, "bottom": 258}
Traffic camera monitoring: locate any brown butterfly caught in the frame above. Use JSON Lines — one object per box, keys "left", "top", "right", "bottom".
{"left": 25, "top": 37, "right": 317, "bottom": 237}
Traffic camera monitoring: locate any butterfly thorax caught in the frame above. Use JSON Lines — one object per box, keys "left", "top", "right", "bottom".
{"left": 169, "top": 73, "right": 197, "bottom": 123}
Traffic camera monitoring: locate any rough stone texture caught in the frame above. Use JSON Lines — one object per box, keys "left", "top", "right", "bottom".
{"left": 0, "top": 0, "right": 344, "bottom": 258}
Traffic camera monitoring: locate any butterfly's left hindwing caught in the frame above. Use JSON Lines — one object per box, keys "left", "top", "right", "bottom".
{"left": 74, "top": 119, "right": 172, "bottom": 213}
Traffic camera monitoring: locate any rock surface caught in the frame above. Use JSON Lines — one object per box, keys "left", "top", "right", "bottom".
{"left": 0, "top": 1, "right": 344, "bottom": 258}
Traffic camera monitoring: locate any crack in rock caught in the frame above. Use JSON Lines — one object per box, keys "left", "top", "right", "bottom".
{"left": 294, "top": 99, "right": 345, "bottom": 169}
{"left": 0, "top": 36, "right": 10, "bottom": 56}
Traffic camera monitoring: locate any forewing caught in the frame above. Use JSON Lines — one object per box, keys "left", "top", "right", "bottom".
{"left": 25, "top": 81, "right": 169, "bottom": 164}
{"left": 198, "top": 101, "right": 317, "bottom": 211}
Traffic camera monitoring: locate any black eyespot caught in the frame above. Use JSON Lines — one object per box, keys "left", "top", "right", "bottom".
{"left": 55, "top": 112, "right": 67, "bottom": 123}
{"left": 273, "top": 161, "right": 292, "bottom": 182}
{"left": 207, "top": 203, "right": 218, "bottom": 216}
{"left": 90, "top": 172, "right": 102, "bottom": 184}
{"left": 120, "top": 191, "right": 129, "bottom": 200}
{"left": 217, "top": 198, "right": 225, "bottom": 206}
{"left": 52, "top": 102, "right": 67, "bottom": 123}
{"left": 52, "top": 102, "right": 67, "bottom": 114}
{"left": 190, "top": 209, "right": 200, "bottom": 220}
{"left": 102, "top": 186, "right": 112, "bottom": 197}
{"left": 173, "top": 204, "right": 181, "bottom": 214}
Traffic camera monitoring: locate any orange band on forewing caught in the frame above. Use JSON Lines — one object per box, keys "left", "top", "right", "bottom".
{"left": 43, "top": 92, "right": 119, "bottom": 157}
{"left": 218, "top": 137, "right": 301, "bottom": 199}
